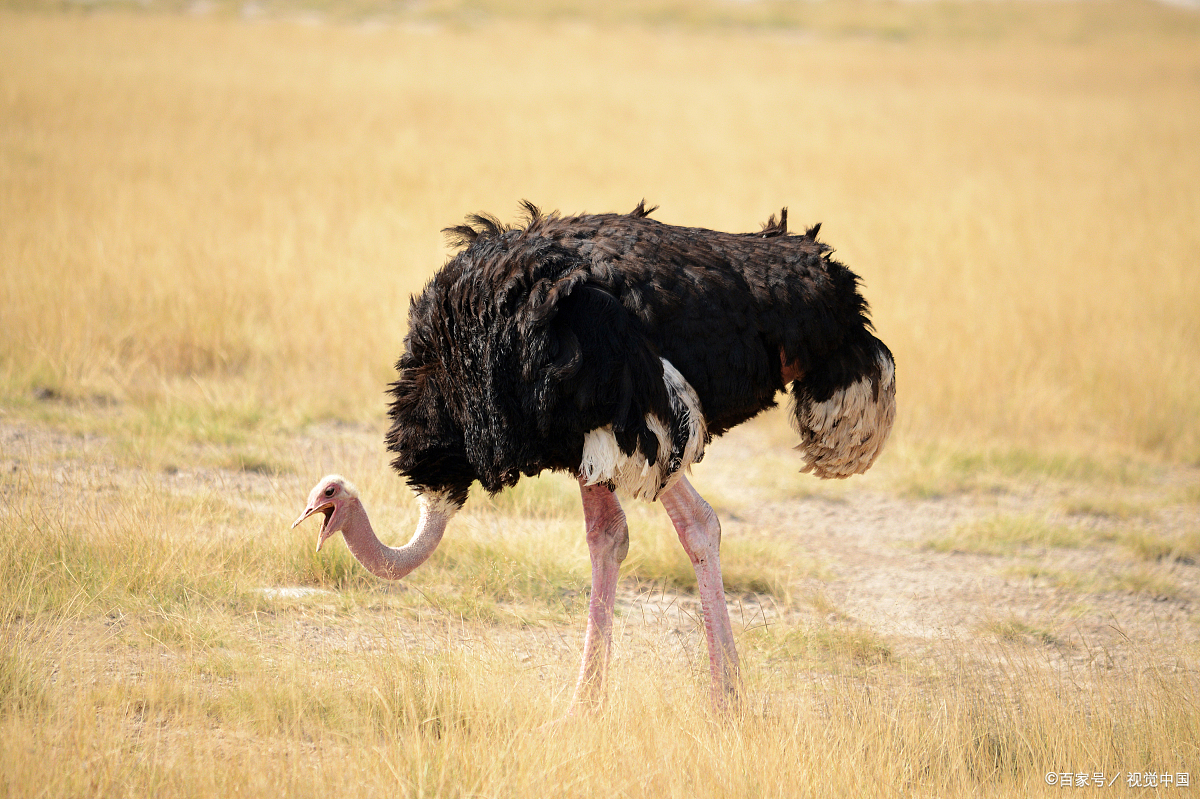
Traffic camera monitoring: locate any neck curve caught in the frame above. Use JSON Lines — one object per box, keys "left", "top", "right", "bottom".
{"left": 340, "top": 495, "right": 456, "bottom": 581}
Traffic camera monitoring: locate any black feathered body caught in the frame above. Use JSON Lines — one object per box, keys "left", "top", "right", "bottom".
{"left": 386, "top": 203, "right": 895, "bottom": 506}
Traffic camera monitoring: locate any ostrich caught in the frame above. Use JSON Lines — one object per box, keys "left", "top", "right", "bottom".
{"left": 293, "top": 201, "right": 895, "bottom": 711}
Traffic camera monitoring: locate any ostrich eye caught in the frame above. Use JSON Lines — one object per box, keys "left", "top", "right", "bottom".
{"left": 324, "top": 485, "right": 336, "bottom": 498}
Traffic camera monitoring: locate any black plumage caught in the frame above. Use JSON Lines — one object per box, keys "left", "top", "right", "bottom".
{"left": 386, "top": 201, "right": 895, "bottom": 507}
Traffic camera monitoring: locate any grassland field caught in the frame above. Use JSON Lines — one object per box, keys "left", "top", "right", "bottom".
{"left": 2, "top": 1, "right": 1199, "bottom": 797}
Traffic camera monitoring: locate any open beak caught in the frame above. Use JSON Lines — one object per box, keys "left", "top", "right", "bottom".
{"left": 292, "top": 502, "right": 337, "bottom": 551}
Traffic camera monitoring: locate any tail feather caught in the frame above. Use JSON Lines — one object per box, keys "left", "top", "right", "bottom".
{"left": 791, "top": 338, "right": 895, "bottom": 479}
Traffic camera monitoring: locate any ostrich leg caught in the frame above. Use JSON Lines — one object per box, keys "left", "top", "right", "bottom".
{"left": 658, "top": 476, "right": 741, "bottom": 706}
{"left": 569, "top": 479, "right": 630, "bottom": 712}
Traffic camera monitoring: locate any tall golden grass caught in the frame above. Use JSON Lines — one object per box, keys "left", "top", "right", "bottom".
{"left": 3, "top": 431, "right": 1198, "bottom": 798}
{"left": 2, "top": 1, "right": 1198, "bottom": 461}
{"left": 4, "top": 627, "right": 1197, "bottom": 798}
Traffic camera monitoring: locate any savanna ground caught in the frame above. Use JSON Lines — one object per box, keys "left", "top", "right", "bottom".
{"left": 2, "top": 1, "right": 1199, "bottom": 796}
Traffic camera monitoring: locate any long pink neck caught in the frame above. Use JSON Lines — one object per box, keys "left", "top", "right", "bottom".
{"left": 340, "top": 497, "right": 454, "bottom": 581}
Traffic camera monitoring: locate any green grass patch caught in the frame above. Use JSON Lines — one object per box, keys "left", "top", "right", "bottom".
{"left": 1111, "top": 567, "right": 1182, "bottom": 601}
{"left": 2, "top": 501, "right": 236, "bottom": 617}
{"left": 422, "top": 533, "right": 589, "bottom": 619}
{"left": 890, "top": 443, "right": 1158, "bottom": 499}
{"left": 1121, "top": 529, "right": 1200, "bottom": 565}
{"left": 22, "top": 390, "right": 276, "bottom": 448}
{"left": 280, "top": 528, "right": 383, "bottom": 592}
{"left": 981, "top": 617, "right": 1061, "bottom": 647}
{"left": 925, "top": 514, "right": 1090, "bottom": 556}
{"left": 0, "top": 467, "right": 342, "bottom": 618}
{"left": 746, "top": 620, "right": 893, "bottom": 666}
{"left": 1060, "top": 497, "right": 1157, "bottom": 522}
{"left": 278, "top": 510, "right": 592, "bottom": 620}
{"left": 1001, "top": 563, "right": 1101, "bottom": 593}
{"left": 218, "top": 451, "right": 291, "bottom": 477}
{"left": 467, "top": 472, "right": 582, "bottom": 518}
{"left": 946, "top": 448, "right": 1144, "bottom": 484}
{"left": 1004, "top": 561, "right": 1186, "bottom": 600}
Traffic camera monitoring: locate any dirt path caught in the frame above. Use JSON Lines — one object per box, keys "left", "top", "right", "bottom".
{"left": 742, "top": 485, "right": 1199, "bottom": 672}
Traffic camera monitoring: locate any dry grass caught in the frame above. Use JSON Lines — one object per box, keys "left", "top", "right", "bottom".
{"left": 4, "top": 415, "right": 1199, "bottom": 796}
{"left": 1121, "top": 528, "right": 1200, "bottom": 565}
{"left": 3, "top": 2, "right": 1200, "bottom": 797}
{"left": 981, "top": 616, "right": 1062, "bottom": 647}
{"left": 4, "top": 597, "right": 1198, "bottom": 798}
{"left": 924, "top": 513, "right": 1092, "bottom": 555}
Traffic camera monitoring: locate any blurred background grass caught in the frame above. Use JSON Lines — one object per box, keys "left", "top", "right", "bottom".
{"left": 2, "top": 0, "right": 1198, "bottom": 467}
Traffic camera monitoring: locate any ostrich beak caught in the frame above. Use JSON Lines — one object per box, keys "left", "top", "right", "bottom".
{"left": 292, "top": 501, "right": 337, "bottom": 551}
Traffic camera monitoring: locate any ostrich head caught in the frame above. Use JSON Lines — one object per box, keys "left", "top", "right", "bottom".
{"left": 292, "top": 474, "right": 459, "bottom": 581}
{"left": 292, "top": 474, "right": 359, "bottom": 551}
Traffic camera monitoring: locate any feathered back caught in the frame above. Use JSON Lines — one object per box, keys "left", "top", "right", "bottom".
{"left": 387, "top": 202, "right": 895, "bottom": 502}
{"left": 388, "top": 202, "right": 674, "bottom": 500}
